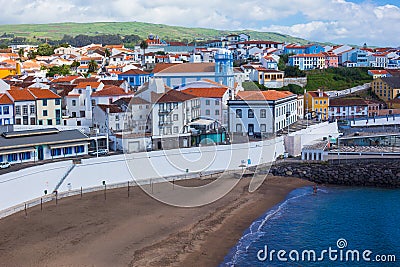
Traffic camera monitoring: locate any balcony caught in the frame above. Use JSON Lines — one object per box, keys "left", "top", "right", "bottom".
{"left": 158, "top": 109, "right": 173, "bottom": 115}
{"left": 158, "top": 120, "right": 173, "bottom": 127}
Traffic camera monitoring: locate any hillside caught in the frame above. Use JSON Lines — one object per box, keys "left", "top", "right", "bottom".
{"left": 0, "top": 21, "right": 310, "bottom": 44}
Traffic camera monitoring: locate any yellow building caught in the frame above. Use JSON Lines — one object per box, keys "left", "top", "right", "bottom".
{"left": 0, "top": 61, "right": 21, "bottom": 79}
{"left": 371, "top": 77, "right": 400, "bottom": 102}
{"left": 28, "top": 88, "right": 62, "bottom": 125}
{"left": 304, "top": 89, "right": 329, "bottom": 120}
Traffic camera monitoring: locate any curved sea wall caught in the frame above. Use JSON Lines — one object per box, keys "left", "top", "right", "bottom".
{"left": 269, "top": 159, "right": 400, "bottom": 188}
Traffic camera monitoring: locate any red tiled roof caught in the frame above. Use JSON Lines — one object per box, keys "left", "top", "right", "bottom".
{"left": 307, "top": 91, "right": 329, "bottom": 98}
{"left": 7, "top": 88, "right": 35, "bottom": 101}
{"left": 290, "top": 53, "right": 325, "bottom": 58}
{"left": 91, "top": 86, "right": 130, "bottom": 97}
{"left": 51, "top": 75, "right": 80, "bottom": 83}
{"left": 181, "top": 87, "right": 228, "bottom": 98}
{"left": 28, "top": 88, "right": 61, "bottom": 99}
{"left": 75, "top": 81, "right": 102, "bottom": 89}
{"left": 152, "top": 63, "right": 182, "bottom": 73}
{"left": 0, "top": 93, "right": 13, "bottom": 104}
{"left": 153, "top": 63, "right": 215, "bottom": 74}
{"left": 120, "top": 69, "right": 149, "bottom": 75}
{"left": 157, "top": 90, "right": 195, "bottom": 103}
{"left": 236, "top": 90, "right": 294, "bottom": 101}
{"left": 369, "top": 70, "right": 388, "bottom": 75}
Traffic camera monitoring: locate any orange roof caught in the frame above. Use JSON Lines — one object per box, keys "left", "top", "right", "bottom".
{"left": 51, "top": 75, "right": 80, "bottom": 83}
{"left": 152, "top": 63, "right": 181, "bottom": 73}
{"left": 28, "top": 88, "right": 61, "bottom": 99}
{"left": 7, "top": 88, "right": 35, "bottom": 101}
{"left": 237, "top": 90, "right": 294, "bottom": 101}
{"left": 66, "top": 94, "right": 80, "bottom": 98}
{"left": 75, "top": 81, "right": 101, "bottom": 89}
{"left": 181, "top": 87, "right": 228, "bottom": 98}
{"left": 91, "top": 86, "right": 130, "bottom": 97}
{"left": 307, "top": 91, "right": 329, "bottom": 98}
{"left": 369, "top": 70, "right": 388, "bottom": 75}
{"left": 0, "top": 93, "right": 13, "bottom": 104}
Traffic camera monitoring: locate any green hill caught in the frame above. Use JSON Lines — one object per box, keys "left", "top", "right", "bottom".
{"left": 0, "top": 21, "right": 310, "bottom": 44}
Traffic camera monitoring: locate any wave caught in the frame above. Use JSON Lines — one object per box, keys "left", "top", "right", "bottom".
{"left": 221, "top": 186, "right": 324, "bottom": 267}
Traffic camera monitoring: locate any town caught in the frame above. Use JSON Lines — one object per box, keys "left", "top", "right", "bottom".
{"left": 0, "top": 33, "right": 399, "bottom": 164}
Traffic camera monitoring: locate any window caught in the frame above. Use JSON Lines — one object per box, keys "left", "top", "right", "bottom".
{"left": 173, "top": 114, "right": 178, "bottom": 121}
{"left": 215, "top": 100, "right": 220, "bottom": 105}
{"left": 3, "top": 106, "right": 9, "bottom": 115}
{"left": 236, "top": 109, "right": 242, "bottom": 118}
{"left": 51, "top": 148, "right": 62, "bottom": 156}
{"left": 260, "top": 124, "right": 266, "bottom": 132}
{"left": 43, "top": 110, "right": 48, "bottom": 116}
{"left": 75, "top": 145, "right": 85, "bottom": 154}
{"left": 19, "top": 152, "right": 31, "bottom": 161}
{"left": 55, "top": 99, "right": 61, "bottom": 105}
{"left": 38, "top": 120, "right": 43, "bottom": 125}
{"left": 56, "top": 110, "right": 61, "bottom": 118}
{"left": 63, "top": 147, "right": 73, "bottom": 155}
{"left": 109, "top": 98, "right": 113, "bottom": 104}
{"left": 315, "top": 101, "right": 318, "bottom": 104}
{"left": 206, "top": 99, "right": 210, "bottom": 105}
{"left": 91, "top": 99, "right": 96, "bottom": 106}
{"left": 47, "top": 119, "right": 52, "bottom": 125}
{"left": 15, "top": 106, "right": 21, "bottom": 115}
{"left": 0, "top": 107, "right": 2, "bottom": 115}
{"left": 236, "top": 124, "right": 242, "bottom": 132}
{"left": 173, "top": 126, "right": 179, "bottom": 133}
{"left": 248, "top": 109, "right": 254, "bottom": 118}
{"left": 30, "top": 105, "right": 35, "bottom": 114}
{"left": 23, "top": 105, "right": 28, "bottom": 115}
{"left": 260, "top": 109, "right": 266, "bottom": 118}
{"left": 7, "top": 153, "right": 18, "bottom": 162}
{"left": 16, "top": 118, "right": 21, "bottom": 125}
{"left": 72, "top": 112, "right": 76, "bottom": 118}
{"left": 72, "top": 100, "right": 76, "bottom": 106}
{"left": 78, "top": 89, "right": 82, "bottom": 94}
{"left": 43, "top": 99, "right": 47, "bottom": 106}
{"left": 206, "top": 109, "right": 210, "bottom": 115}
{"left": 80, "top": 111, "right": 85, "bottom": 117}
{"left": 215, "top": 109, "right": 220, "bottom": 115}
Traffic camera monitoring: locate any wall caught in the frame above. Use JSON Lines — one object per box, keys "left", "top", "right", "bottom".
{"left": 283, "top": 77, "right": 307, "bottom": 88}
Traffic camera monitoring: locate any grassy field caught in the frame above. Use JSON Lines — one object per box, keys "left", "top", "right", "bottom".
{"left": 0, "top": 21, "right": 310, "bottom": 44}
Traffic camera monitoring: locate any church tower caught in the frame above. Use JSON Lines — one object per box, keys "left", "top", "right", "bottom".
{"left": 215, "top": 49, "right": 234, "bottom": 88}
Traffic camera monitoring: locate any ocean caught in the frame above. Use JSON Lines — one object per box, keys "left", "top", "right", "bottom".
{"left": 220, "top": 186, "right": 400, "bottom": 266}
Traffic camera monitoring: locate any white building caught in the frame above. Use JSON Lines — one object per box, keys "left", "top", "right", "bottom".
{"left": 6, "top": 88, "right": 37, "bottom": 125}
{"left": 228, "top": 90, "right": 298, "bottom": 136}
{"left": 328, "top": 98, "right": 369, "bottom": 121}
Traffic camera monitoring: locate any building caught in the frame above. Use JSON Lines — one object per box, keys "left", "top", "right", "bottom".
{"left": 256, "top": 68, "right": 285, "bottom": 88}
{"left": 297, "top": 95, "right": 304, "bottom": 119}
{"left": 153, "top": 49, "right": 234, "bottom": 89}
{"left": 371, "top": 77, "right": 400, "bottom": 102}
{"left": 6, "top": 88, "right": 37, "bottom": 125}
{"left": 181, "top": 86, "right": 230, "bottom": 126}
{"left": 368, "top": 70, "right": 389, "bottom": 79}
{"left": 28, "top": 88, "right": 62, "bottom": 126}
{"left": 288, "top": 53, "right": 326, "bottom": 70}
{"left": 0, "top": 128, "right": 89, "bottom": 164}
{"left": 329, "top": 97, "right": 368, "bottom": 121}
{"left": 118, "top": 69, "right": 151, "bottom": 87}
{"left": 93, "top": 104, "right": 126, "bottom": 133}
{"left": 304, "top": 90, "right": 329, "bottom": 121}
{"left": 113, "top": 97, "right": 151, "bottom": 134}
{"left": 151, "top": 90, "right": 198, "bottom": 150}
{"left": 0, "top": 93, "right": 14, "bottom": 126}
{"left": 228, "top": 90, "right": 297, "bottom": 136}
{"left": 284, "top": 44, "right": 324, "bottom": 55}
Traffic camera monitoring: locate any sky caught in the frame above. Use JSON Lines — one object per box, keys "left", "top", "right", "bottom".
{"left": 0, "top": 0, "right": 399, "bottom": 47}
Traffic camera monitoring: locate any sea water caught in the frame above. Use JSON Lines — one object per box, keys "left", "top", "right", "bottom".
{"left": 220, "top": 186, "right": 400, "bottom": 266}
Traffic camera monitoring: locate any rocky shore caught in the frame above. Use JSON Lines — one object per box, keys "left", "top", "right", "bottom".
{"left": 268, "top": 159, "right": 400, "bottom": 188}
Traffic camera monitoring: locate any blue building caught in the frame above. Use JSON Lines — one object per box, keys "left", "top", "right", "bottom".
{"left": 284, "top": 44, "right": 325, "bottom": 55}
{"left": 153, "top": 49, "right": 234, "bottom": 88}
{"left": 350, "top": 49, "right": 368, "bottom": 67}
{"left": 0, "top": 93, "right": 14, "bottom": 126}
{"left": 118, "top": 69, "right": 151, "bottom": 87}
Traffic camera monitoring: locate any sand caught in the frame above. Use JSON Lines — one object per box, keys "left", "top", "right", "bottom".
{"left": 0, "top": 174, "right": 312, "bottom": 267}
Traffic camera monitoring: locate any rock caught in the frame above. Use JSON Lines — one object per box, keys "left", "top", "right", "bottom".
{"left": 286, "top": 171, "right": 293, "bottom": 176}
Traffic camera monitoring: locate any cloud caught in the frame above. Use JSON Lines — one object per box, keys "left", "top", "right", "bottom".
{"left": 0, "top": 0, "right": 399, "bottom": 46}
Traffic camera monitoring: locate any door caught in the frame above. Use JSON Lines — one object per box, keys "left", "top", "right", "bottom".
{"left": 38, "top": 146, "right": 44, "bottom": 160}
{"left": 248, "top": 124, "right": 254, "bottom": 136}
{"left": 128, "top": 142, "right": 140, "bottom": 153}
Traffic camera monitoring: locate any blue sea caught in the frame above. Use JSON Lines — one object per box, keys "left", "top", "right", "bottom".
{"left": 220, "top": 186, "right": 400, "bottom": 267}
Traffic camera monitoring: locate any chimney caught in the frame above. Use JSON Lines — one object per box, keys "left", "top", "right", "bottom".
{"left": 318, "top": 89, "right": 322, "bottom": 98}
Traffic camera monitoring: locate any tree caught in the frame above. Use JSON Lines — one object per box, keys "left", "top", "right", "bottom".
{"left": 18, "top": 48, "right": 24, "bottom": 60}
{"left": 105, "top": 48, "right": 111, "bottom": 58}
{"left": 71, "top": 60, "right": 80, "bottom": 69}
{"left": 139, "top": 40, "right": 148, "bottom": 67}
{"left": 46, "top": 65, "right": 71, "bottom": 77}
{"left": 88, "top": 59, "right": 98, "bottom": 73}
{"left": 36, "top": 43, "right": 54, "bottom": 56}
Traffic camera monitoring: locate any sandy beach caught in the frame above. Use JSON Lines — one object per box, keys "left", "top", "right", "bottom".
{"left": 0, "top": 174, "right": 312, "bottom": 267}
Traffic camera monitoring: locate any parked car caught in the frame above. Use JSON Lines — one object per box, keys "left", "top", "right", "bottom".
{"left": 0, "top": 162, "right": 11, "bottom": 169}
{"left": 89, "top": 149, "right": 109, "bottom": 156}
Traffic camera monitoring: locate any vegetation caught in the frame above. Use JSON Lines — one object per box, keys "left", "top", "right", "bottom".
{"left": 284, "top": 66, "right": 306, "bottom": 78}
{"left": 0, "top": 21, "right": 310, "bottom": 45}
{"left": 88, "top": 60, "right": 98, "bottom": 73}
{"left": 44, "top": 65, "right": 71, "bottom": 77}
{"left": 305, "top": 67, "right": 374, "bottom": 91}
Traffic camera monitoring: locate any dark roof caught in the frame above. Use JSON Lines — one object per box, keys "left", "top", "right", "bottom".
{"left": 97, "top": 104, "right": 124, "bottom": 113}
{"left": 381, "top": 77, "right": 400, "bottom": 88}
{"left": 100, "top": 79, "right": 126, "bottom": 86}
{"left": 0, "top": 129, "right": 88, "bottom": 150}
{"left": 157, "top": 90, "right": 195, "bottom": 103}
{"left": 330, "top": 98, "right": 368, "bottom": 107}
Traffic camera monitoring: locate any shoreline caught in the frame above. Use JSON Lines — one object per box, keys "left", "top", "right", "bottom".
{"left": 0, "top": 175, "right": 312, "bottom": 267}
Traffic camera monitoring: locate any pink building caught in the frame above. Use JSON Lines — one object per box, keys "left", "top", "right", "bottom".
{"left": 323, "top": 52, "right": 339, "bottom": 68}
